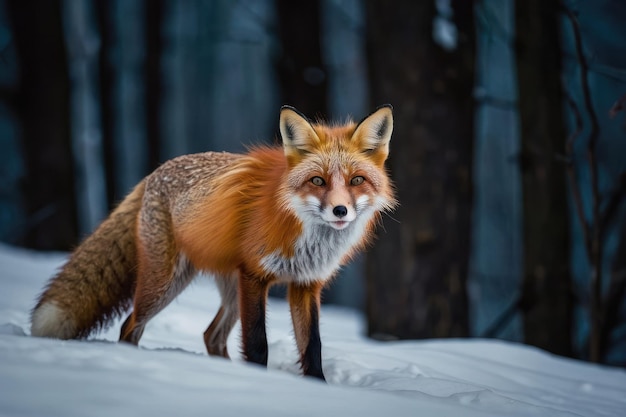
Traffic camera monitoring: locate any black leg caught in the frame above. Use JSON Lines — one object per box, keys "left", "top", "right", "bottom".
{"left": 239, "top": 272, "right": 269, "bottom": 366}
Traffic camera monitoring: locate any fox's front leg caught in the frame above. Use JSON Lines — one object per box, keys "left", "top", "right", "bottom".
{"left": 287, "top": 281, "right": 325, "bottom": 381}
{"left": 238, "top": 271, "right": 270, "bottom": 367}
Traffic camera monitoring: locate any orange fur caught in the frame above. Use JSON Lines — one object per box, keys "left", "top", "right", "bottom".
{"left": 287, "top": 281, "right": 323, "bottom": 355}
{"left": 174, "top": 147, "right": 303, "bottom": 277}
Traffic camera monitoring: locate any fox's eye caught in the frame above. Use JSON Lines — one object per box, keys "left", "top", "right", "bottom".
{"left": 350, "top": 176, "right": 365, "bottom": 186}
{"left": 310, "top": 176, "right": 326, "bottom": 186}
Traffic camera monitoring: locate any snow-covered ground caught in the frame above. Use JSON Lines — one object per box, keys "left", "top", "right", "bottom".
{"left": 0, "top": 243, "right": 624, "bottom": 417}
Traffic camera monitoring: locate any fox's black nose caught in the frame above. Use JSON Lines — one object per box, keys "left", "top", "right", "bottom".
{"left": 333, "top": 205, "right": 348, "bottom": 218}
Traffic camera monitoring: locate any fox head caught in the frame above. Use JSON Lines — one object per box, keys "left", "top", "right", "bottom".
{"left": 279, "top": 105, "right": 396, "bottom": 231}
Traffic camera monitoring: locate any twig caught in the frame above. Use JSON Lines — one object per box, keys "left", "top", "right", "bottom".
{"left": 562, "top": 9, "right": 600, "bottom": 144}
{"left": 599, "top": 173, "right": 626, "bottom": 238}
{"left": 563, "top": 90, "right": 592, "bottom": 257}
{"left": 609, "top": 93, "right": 626, "bottom": 119}
{"left": 562, "top": 8, "right": 600, "bottom": 231}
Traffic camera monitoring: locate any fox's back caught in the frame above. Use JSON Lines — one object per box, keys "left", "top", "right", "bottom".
{"left": 145, "top": 151, "right": 244, "bottom": 205}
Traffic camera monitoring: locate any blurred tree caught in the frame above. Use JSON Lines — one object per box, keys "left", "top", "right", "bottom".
{"left": 605, "top": 214, "right": 626, "bottom": 365}
{"left": 63, "top": 0, "right": 108, "bottom": 236}
{"left": 514, "top": 0, "right": 573, "bottom": 356}
{"left": 469, "top": 0, "right": 524, "bottom": 342}
{"left": 7, "top": 0, "right": 78, "bottom": 250}
{"left": 95, "top": 0, "right": 117, "bottom": 209}
{"left": 561, "top": 5, "right": 626, "bottom": 363}
{"left": 144, "top": 0, "right": 164, "bottom": 171}
{"left": 96, "top": 0, "right": 153, "bottom": 209}
{"left": 0, "top": 0, "right": 24, "bottom": 245}
{"left": 364, "top": 0, "right": 475, "bottom": 339}
{"left": 275, "top": 0, "right": 328, "bottom": 117}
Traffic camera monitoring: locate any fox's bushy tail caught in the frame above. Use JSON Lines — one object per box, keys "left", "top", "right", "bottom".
{"left": 31, "top": 181, "right": 146, "bottom": 339}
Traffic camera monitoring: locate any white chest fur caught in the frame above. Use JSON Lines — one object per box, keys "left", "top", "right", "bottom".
{"left": 259, "top": 217, "right": 370, "bottom": 284}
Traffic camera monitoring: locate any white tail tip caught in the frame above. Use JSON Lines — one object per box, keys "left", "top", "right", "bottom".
{"left": 31, "top": 302, "right": 77, "bottom": 339}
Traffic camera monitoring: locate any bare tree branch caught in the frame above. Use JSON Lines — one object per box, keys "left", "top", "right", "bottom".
{"left": 562, "top": 7, "right": 600, "bottom": 226}
{"left": 609, "top": 93, "right": 626, "bottom": 119}
{"left": 600, "top": 173, "right": 626, "bottom": 238}
{"left": 563, "top": 89, "right": 592, "bottom": 257}
{"left": 562, "top": 4, "right": 604, "bottom": 362}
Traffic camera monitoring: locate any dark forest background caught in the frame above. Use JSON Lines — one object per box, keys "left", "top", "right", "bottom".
{"left": 0, "top": 0, "right": 625, "bottom": 366}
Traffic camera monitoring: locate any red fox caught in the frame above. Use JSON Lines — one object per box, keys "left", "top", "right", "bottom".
{"left": 30, "top": 105, "right": 395, "bottom": 380}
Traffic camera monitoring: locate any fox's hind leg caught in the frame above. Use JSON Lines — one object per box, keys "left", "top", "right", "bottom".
{"left": 204, "top": 273, "right": 239, "bottom": 358}
{"left": 120, "top": 249, "right": 195, "bottom": 344}
{"left": 120, "top": 203, "right": 196, "bottom": 345}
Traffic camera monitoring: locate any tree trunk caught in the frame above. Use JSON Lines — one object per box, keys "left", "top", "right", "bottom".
{"left": 8, "top": 0, "right": 78, "bottom": 250}
{"left": 364, "top": 0, "right": 475, "bottom": 339}
{"left": 602, "top": 216, "right": 626, "bottom": 365}
{"left": 275, "top": 0, "right": 328, "bottom": 117}
{"left": 95, "top": 0, "right": 116, "bottom": 210}
{"left": 515, "top": 0, "right": 573, "bottom": 356}
{"left": 144, "top": 0, "right": 164, "bottom": 171}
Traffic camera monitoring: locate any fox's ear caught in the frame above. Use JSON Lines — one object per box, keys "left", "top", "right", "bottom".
{"left": 280, "top": 106, "right": 320, "bottom": 164}
{"left": 351, "top": 104, "right": 393, "bottom": 165}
